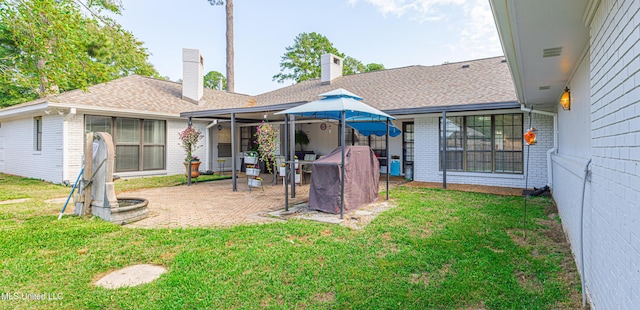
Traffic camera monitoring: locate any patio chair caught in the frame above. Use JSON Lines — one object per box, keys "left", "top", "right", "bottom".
{"left": 273, "top": 155, "right": 285, "bottom": 184}
{"left": 302, "top": 154, "right": 317, "bottom": 184}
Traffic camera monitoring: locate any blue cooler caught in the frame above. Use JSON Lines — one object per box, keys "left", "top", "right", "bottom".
{"left": 390, "top": 160, "right": 401, "bottom": 176}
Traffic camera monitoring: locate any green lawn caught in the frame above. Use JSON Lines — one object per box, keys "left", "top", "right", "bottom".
{"left": 0, "top": 174, "right": 582, "bottom": 309}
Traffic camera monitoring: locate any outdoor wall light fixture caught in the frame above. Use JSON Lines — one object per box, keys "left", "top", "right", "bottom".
{"left": 559, "top": 87, "right": 571, "bottom": 110}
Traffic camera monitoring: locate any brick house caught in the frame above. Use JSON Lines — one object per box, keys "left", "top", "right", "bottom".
{"left": 2, "top": 51, "right": 552, "bottom": 191}
{"left": 490, "top": 0, "right": 640, "bottom": 308}
{"left": 184, "top": 54, "right": 554, "bottom": 190}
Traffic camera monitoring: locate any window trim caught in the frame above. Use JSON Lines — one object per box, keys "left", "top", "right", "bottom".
{"left": 439, "top": 113, "right": 524, "bottom": 174}
{"left": 34, "top": 116, "right": 42, "bottom": 152}
{"left": 85, "top": 115, "right": 166, "bottom": 172}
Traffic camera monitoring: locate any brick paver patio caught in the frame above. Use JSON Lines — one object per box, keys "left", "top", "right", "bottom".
{"left": 124, "top": 177, "right": 310, "bottom": 228}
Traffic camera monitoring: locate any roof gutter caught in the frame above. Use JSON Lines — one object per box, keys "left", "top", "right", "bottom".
{"left": 0, "top": 102, "right": 49, "bottom": 119}
{"left": 384, "top": 101, "right": 521, "bottom": 116}
{"left": 48, "top": 103, "right": 183, "bottom": 119}
{"left": 180, "top": 101, "right": 308, "bottom": 119}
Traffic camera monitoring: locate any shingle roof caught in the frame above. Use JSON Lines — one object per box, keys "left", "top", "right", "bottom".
{"left": 2, "top": 75, "right": 253, "bottom": 114}
{"left": 2, "top": 56, "right": 517, "bottom": 116}
{"left": 256, "top": 56, "right": 517, "bottom": 111}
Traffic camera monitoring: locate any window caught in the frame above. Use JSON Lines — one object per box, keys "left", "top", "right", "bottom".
{"left": 143, "top": 120, "right": 165, "bottom": 170}
{"left": 85, "top": 116, "right": 166, "bottom": 172}
{"left": 345, "top": 128, "right": 387, "bottom": 166}
{"left": 217, "top": 127, "right": 232, "bottom": 157}
{"left": 240, "top": 126, "right": 256, "bottom": 152}
{"left": 34, "top": 116, "right": 42, "bottom": 151}
{"left": 440, "top": 114, "right": 523, "bottom": 174}
{"left": 403, "top": 122, "right": 414, "bottom": 172}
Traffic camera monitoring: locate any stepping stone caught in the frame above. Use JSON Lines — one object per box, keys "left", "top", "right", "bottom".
{"left": 306, "top": 217, "right": 344, "bottom": 224}
{"left": 354, "top": 211, "right": 373, "bottom": 216}
{"left": 44, "top": 198, "right": 67, "bottom": 204}
{"left": 0, "top": 198, "right": 30, "bottom": 205}
{"left": 95, "top": 264, "right": 167, "bottom": 289}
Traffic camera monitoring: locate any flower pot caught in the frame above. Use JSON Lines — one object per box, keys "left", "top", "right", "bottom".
{"left": 279, "top": 166, "right": 286, "bottom": 176}
{"left": 295, "top": 159, "right": 299, "bottom": 169}
{"left": 248, "top": 178, "right": 262, "bottom": 188}
{"left": 244, "top": 156, "right": 258, "bottom": 165}
{"left": 246, "top": 168, "right": 260, "bottom": 176}
{"left": 184, "top": 161, "right": 201, "bottom": 178}
{"left": 295, "top": 173, "right": 300, "bottom": 184}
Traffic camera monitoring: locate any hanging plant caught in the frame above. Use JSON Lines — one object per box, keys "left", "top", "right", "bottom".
{"left": 179, "top": 125, "right": 204, "bottom": 162}
{"left": 255, "top": 121, "right": 278, "bottom": 174}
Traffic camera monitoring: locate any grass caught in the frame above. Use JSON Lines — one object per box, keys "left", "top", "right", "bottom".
{"left": 0, "top": 174, "right": 582, "bottom": 309}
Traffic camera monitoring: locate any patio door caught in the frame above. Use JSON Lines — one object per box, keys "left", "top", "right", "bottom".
{"left": 402, "top": 122, "right": 414, "bottom": 177}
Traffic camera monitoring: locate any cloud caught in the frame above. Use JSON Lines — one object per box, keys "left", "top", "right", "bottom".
{"left": 348, "top": 0, "right": 465, "bottom": 18}
{"left": 349, "top": 0, "right": 502, "bottom": 58}
{"left": 457, "top": 0, "right": 502, "bottom": 57}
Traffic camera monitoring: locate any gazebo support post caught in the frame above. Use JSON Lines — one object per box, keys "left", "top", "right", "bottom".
{"left": 386, "top": 118, "right": 390, "bottom": 200}
{"left": 442, "top": 111, "right": 447, "bottom": 189}
{"left": 231, "top": 113, "right": 237, "bottom": 192}
{"left": 284, "top": 114, "right": 289, "bottom": 210}
{"left": 340, "top": 110, "right": 346, "bottom": 219}
{"left": 290, "top": 115, "right": 296, "bottom": 198}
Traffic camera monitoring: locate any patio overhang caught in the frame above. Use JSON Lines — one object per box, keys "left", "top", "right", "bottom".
{"left": 489, "top": 0, "right": 591, "bottom": 111}
{"left": 180, "top": 100, "right": 522, "bottom": 122}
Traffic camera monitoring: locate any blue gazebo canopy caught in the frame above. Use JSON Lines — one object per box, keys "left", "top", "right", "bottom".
{"left": 275, "top": 89, "right": 396, "bottom": 122}
{"left": 275, "top": 88, "right": 400, "bottom": 136}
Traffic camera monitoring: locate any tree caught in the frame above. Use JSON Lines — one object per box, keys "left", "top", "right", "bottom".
{"left": 203, "top": 71, "right": 226, "bottom": 90}
{"left": 207, "top": 0, "right": 234, "bottom": 92}
{"left": 273, "top": 32, "right": 385, "bottom": 83}
{"left": 343, "top": 56, "right": 366, "bottom": 75}
{"left": 0, "top": 0, "right": 158, "bottom": 106}
{"left": 273, "top": 32, "right": 344, "bottom": 83}
{"left": 365, "top": 63, "right": 385, "bottom": 72}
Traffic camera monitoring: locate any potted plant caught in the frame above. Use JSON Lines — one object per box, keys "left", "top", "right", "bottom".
{"left": 279, "top": 163, "right": 286, "bottom": 176}
{"left": 295, "top": 129, "right": 310, "bottom": 151}
{"left": 244, "top": 151, "right": 258, "bottom": 164}
{"left": 179, "top": 126, "right": 204, "bottom": 178}
{"left": 295, "top": 170, "right": 301, "bottom": 184}
{"left": 248, "top": 176, "right": 262, "bottom": 188}
{"left": 246, "top": 164, "right": 260, "bottom": 177}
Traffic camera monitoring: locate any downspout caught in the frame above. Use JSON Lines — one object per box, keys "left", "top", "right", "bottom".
{"left": 580, "top": 158, "right": 592, "bottom": 308}
{"left": 520, "top": 104, "right": 557, "bottom": 187}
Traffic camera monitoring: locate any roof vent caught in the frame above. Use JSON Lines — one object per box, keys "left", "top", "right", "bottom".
{"left": 542, "top": 47, "right": 562, "bottom": 58}
{"left": 539, "top": 86, "right": 551, "bottom": 90}
{"left": 461, "top": 64, "right": 470, "bottom": 69}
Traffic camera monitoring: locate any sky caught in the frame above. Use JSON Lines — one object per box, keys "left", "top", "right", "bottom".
{"left": 113, "top": 0, "right": 503, "bottom": 95}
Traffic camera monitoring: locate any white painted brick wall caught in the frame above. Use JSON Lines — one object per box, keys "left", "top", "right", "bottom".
{"left": 567, "top": 0, "right": 640, "bottom": 308}
{"left": 414, "top": 112, "right": 553, "bottom": 188}
{"left": 0, "top": 114, "right": 64, "bottom": 183}
{"left": 165, "top": 119, "right": 207, "bottom": 175}
{"left": 65, "top": 113, "right": 85, "bottom": 184}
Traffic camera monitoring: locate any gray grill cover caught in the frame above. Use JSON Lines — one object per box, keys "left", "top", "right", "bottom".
{"left": 308, "top": 146, "right": 380, "bottom": 214}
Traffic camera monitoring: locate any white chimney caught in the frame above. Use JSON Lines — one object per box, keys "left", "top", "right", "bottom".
{"left": 321, "top": 54, "right": 343, "bottom": 84}
{"left": 182, "top": 48, "right": 204, "bottom": 103}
